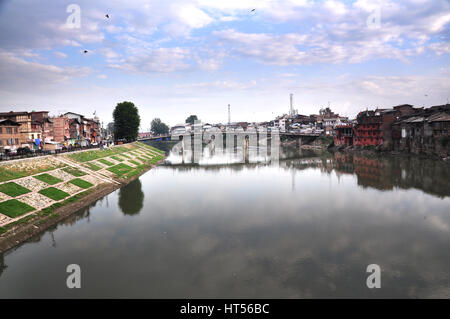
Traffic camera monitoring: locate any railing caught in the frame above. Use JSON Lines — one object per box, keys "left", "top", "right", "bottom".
{"left": 0, "top": 141, "right": 138, "bottom": 162}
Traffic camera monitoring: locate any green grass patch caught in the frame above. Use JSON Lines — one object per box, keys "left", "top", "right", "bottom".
{"left": 111, "top": 155, "right": 124, "bottom": 162}
{"left": 39, "top": 187, "right": 70, "bottom": 201}
{"left": 83, "top": 162, "right": 103, "bottom": 171}
{"left": 137, "top": 157, "right": 148, "bottom": 163}
{"left": 136, "top": 142, "right": 165, "bottom": 155}
{"left": 0, "top": 199, "right": 35, "bottom": 218}
{"left": 98, "top": 159, "right": 115, "bottom": 166}
{"left": 129, "top": 160, "right": 140, "bottom": 166}
{"left": 63, "top": 167, "right": 87, "bottom": 177}
{"left": 34, "top": 173, "right": 62, "bottom": 185}
{"left": 120, "top": 153, "right": 132, "bottom": 159}
{"left": 107, "top": 163, "right": 133, "bottom": 177}
{"left": 69, "top": 178, "right": 93, "bottom": 189}
{"left": 0, "top": 182, "right": 31, "bottom": 197}
{"left": 0, "top": 169, "right": 25, "bottom": 183}
{"left": 67, "top": 146, "right": 129, "bottom": 162}
{"left": 0, "top": 163, "right": 66, "bottom": 183}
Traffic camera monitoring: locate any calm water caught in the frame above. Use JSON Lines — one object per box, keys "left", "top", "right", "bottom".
{"left": 0, "top": 145, "right": 449, "bottom": 298}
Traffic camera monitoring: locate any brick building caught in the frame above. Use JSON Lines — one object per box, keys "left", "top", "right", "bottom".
{"left": 334, "top": 124, "right": 353, "bottom": 146}
{"left": 353, "top": 104, "right": 419, "bottom": 147}
{"left": 0, "top": 119, "right": 21, "bottom": 151}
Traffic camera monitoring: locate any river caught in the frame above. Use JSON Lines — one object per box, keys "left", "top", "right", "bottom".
{"left": 0, "top": 144, "right": 449, "bottom": 298}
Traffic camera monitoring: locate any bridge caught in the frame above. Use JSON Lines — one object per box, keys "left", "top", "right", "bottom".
{"left": 138, "top": 131, "right": 321, "bottom": 142}
{"left": 138, "top": 134, "right": 171, "bottom": 142}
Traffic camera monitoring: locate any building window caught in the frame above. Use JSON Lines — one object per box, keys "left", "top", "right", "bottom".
{"left": 0, "top": 127, "right": 2, "bottom": 133}
{"left": 14, "top": 127, "right": 18, "bottom": 133}
{"left": 6, "top": 127, "right": 12, "bottom": 134}
{"left": 15, "top": 138, "right": 19, "bottom": 145}
{"left": 0, "top": 140, "right": 2, "bottom": 145}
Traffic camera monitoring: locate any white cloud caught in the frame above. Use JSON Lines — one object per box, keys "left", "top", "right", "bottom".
{"left": 0, "top": 50, "right": 91, "bottom": 90}
{"left": 54, "top": 51, "right": 67, "bottom": 58}
{"left": 110, "top": 47, "right": 191, "bottom": 73}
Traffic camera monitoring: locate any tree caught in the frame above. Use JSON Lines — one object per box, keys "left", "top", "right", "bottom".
{"left": 185, "top": 115, "right": 198, "bottom": 124}
{"left": 151, "top": 118, "right": 169, "bottom": 135}
{"left": 113, "top": 101, "right": 140, "bottom": 141}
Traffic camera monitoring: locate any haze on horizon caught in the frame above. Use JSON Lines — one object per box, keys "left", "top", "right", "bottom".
{"left": 0, "top": 0, "right": 449, "bottom": 129}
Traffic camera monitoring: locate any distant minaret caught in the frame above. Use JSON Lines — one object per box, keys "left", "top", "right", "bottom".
{"left": 290, "top": 93, "right": 294, "bottom": 116}
{"left": 228, "top": 104, "right": 231, "bottom": 124}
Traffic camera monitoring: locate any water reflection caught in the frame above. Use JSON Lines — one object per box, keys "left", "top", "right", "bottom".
{"left": 0, "top": 145, "right": 448, "bottom": 298}
{"left": 118, "top": 179, "right": 144, "bottom": 216}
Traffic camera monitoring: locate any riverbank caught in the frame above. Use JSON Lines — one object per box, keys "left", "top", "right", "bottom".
{"left": 328, "top": 144, "right": 450, "bottom": 161}
{"left": 0, "top": 142, "right": 165, "bottom": 254}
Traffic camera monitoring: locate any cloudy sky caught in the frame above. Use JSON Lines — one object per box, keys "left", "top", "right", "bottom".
{"left": 0, "top": 0, "right": 449, "bottom": 129}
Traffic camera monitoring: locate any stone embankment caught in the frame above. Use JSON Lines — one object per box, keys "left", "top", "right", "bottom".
{"left": 0, "top": 142, "right": 165, "bottom": 253}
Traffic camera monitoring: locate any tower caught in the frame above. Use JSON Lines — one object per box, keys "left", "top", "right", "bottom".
{"left": 290, "top": 93, "right": 294, "bottom": 116}
{"left": 228, "top": 104, "right": 231, "bottom": 124}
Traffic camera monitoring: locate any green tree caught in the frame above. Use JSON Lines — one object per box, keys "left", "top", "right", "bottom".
{"left": 151, "top": 118, "right": 169, "bottom": 135}
{"left": 185, "top": 115, "right": 198, "bottom": 124}
{"left": 113, "top": 101, "right": 140, "bottom": 141}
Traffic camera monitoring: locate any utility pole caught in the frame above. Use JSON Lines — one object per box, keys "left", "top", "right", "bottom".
{"left": 228, "top": 104, "right": 231, "bottom": 124}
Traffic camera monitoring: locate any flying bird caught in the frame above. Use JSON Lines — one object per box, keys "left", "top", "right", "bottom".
{"left": 251, "top": 8, "right": 256, "bottom": 12}
{"left": 83, "top": 50, "right": 88, "bottom": 54}
{"left": 105, "top": 14, "right": 109, "bottom": 19}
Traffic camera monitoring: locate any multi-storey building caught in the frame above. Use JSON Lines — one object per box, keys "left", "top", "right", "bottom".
{"left": 0, "top": 119, "right": 21, "bottom": 151}
{"left": 334, "top": 124, "right": 354, "bottom": 146}
{"left": 0, "top": 111, "right": 32, "bottom": 145}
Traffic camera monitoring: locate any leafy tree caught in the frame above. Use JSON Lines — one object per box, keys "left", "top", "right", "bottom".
{"left": 185, "top": 115, "right": 198, "bottom": 124}
{"left": 113, "top": 101, "right": 140, "bottom": 141}
{"left": 151, "top": 118, "right": 169, "bottom": 135}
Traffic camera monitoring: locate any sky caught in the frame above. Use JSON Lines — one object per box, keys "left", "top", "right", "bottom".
{"left": 0, "top": 0, "right": 449, "bottom": 130}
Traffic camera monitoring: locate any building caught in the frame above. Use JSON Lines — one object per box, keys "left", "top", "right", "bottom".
{"left": 31, "top": 111, "right": 53, "bottom": 142}
{"left": 0, "top": 119, "right": 21, "bottom": 151}
{"left": 0, "top": 111, "right": 32, "bottom": 145}
{"left": 334, "top": 124, "right": 354, "bottom": 146}
{"left": 353, "top": 104, "right": 419, "bottom": 147}
{"left": 392, "top": 104, "right": 450, "bottom": 156}
{"left": 317, "top": 107, "right": 348, "bottom": 136}
{"left": 52, "top": 116, "right": 70, "bottom": 143}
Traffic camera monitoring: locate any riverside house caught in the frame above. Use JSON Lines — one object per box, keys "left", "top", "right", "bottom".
{"left": 0, "top": 119, "right": 21, "bottom": 151}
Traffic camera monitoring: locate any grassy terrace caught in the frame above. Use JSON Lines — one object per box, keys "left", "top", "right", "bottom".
{"left": 110, "top": 155, "right": 124, "bottom": 162}
{"left": 83, "top": 162, "right": 103, "bottom": 171}
{"left": 0, "top": 143, "right": 165, "bottom": 232}
{"left": 67, "top": 146, "right": 129, "bottom": 162}
{"left": 0, "top": 199, "right": 35, "bottom": 218}
{"left": 0, "top": 189, "right": 93, "bottom": 235}
{"left": 98, "top": 159, "right": 115, "bottom": 166}
{"left": 119, "top": 153, "right": 131, "bottom": 159}
{"left": 34, "top": 173, "right": 63, "bottom": 185}
{"left": 107, "top": 163, "right": 133, "bottom": 177}
{"left": 69, "top": 178, "right": 93, "bottom": 189}
{"left": 0, "top": 159, "right": 65, "bottom": 183}
{"left": 63, "top": 167, "right": 87, "bottom": 177}
{"left": 39, "top": 187, "right": 70, "bottom": 201}
{"left": 0, "top": 182, "right": 31, "bottom": 197}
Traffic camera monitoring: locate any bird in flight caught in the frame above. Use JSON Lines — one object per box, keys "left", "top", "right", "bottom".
{"left": 83, "top": 50, "right": 88, "bottom": 54}
{"left": 251, "top": 8, "right": 256, "bottom": 12}
{"left": 105, "top": 14, "right": 109, "bottom": 19}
